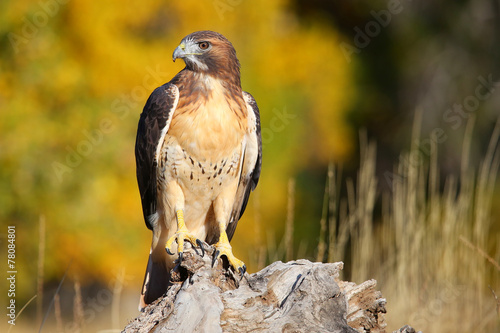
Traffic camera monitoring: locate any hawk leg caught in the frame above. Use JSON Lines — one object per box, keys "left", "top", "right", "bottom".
{"left": 212, "top": 221, "right": 246, "bottom": 277}
{"left": 165, "top": 210, "right": 205, "bottom": 261}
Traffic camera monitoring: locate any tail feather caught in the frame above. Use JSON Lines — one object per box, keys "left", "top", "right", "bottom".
{"left": 139, "top": 251, "right": 171, "bottom": 311}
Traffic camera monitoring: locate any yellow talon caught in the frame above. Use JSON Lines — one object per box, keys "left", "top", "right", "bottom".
{"left": 165, "top": 210, "right": 203, "bottom": 259}
{"left": 212, "top": 229, "right": 246, "bottom": 277}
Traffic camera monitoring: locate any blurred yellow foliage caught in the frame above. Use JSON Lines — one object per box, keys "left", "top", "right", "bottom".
{"left": 0, "top": 0, "right": 354, "bottom": 300}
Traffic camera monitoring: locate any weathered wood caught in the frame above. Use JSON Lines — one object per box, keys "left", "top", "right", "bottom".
{"left": 338, "top": 279, "right": 387, "bottom": 332}
{"left": 123, "top": 244, "right": 417, "bottom": 333}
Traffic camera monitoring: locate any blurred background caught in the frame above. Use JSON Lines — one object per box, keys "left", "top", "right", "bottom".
{"left": 1, "top": 0, "right": 499, "bottom": 332}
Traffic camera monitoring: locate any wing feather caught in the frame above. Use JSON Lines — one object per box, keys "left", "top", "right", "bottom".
{"left": 226, "top": 91, "right": 262, "bottom": 241}
{"left": 135, "top": 83, "right": 179, "bottom": 230}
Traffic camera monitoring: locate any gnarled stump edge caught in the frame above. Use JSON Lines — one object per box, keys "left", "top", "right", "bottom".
{"left": 123, "top": 243, "right": 420, "bottom": 333}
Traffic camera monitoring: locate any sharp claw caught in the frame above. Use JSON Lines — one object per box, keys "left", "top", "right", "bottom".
{"left": 178, "top": 252, "right": 183, "bottom": 264}
{"left": 196, "top": 239, "right": 205, "bottom": 257}
{"left": 164, "top": 226, "right": 204, "bottom": 259}
{"left": 212, "top": 250, "right": 220, "bottom": 267}
{"left": 239, "top": 265, "right": 246, "bottom": 280}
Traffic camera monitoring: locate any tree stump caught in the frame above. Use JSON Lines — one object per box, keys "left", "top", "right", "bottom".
{"left": 123, "top": 243, "right": 417, "bottom": 333}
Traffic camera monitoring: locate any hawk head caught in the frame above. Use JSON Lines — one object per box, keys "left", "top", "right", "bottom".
{"left": 172, "top": 30, "right": 240, "bottom": 79}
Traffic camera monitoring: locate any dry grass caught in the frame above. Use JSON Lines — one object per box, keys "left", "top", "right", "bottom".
{"left": 111, "top": 268, "right": 125, "bottom": 330}
{"left": 313, "top": 114, "right": 500, "bottom": 332}
{"left": 285, "top": 178, "right": 296, "bottom": 262}
{"left": 73, "top": 278, "right": 84, "bottom": 331}
{"left": 54, "top": 294, "right": 63, "bottom": 332}
{"left": 37, "top": 215, "right": 46, "bottom": 327}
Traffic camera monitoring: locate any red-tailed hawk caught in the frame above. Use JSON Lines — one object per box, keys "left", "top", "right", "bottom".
{"left": 135, "top": 31, "right": 262, "bottom": 310}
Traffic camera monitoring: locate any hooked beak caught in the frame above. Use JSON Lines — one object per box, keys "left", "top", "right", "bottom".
{"left": 172, "top": 43, "right": 186, "bottom": 62}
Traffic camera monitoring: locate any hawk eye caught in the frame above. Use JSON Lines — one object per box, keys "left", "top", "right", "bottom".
{"left": 198, "top": 42, "right": 210, "bottom": 50}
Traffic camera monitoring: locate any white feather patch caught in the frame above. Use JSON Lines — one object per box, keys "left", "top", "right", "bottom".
{"left": 155, "top": 85, "right": 179, "bottom": 163}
